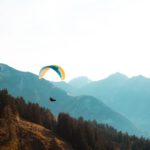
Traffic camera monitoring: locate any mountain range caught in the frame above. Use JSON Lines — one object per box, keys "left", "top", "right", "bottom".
{"left": 0, "top": 63, "right": 141, "bottom": 136}
{"left": 55, "top": 73, "right": 150, "bottom": 136}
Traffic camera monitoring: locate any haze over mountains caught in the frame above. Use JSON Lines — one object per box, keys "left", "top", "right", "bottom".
{"left": 55, "top": 73, "right": 150, "bottom": 136}
{"left": 0, "top": 63, "right": 141, "bottom": 136}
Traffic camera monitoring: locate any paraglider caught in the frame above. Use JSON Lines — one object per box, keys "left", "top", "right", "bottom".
{"left": 39, "top": 65, "right": 65, "bottom": 80}
{"left": 49, "top": 97, "right": 56, "bottom": 102}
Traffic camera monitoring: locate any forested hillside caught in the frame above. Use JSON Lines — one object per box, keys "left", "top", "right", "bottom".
{"left": 0, "top": 89, "right": 150, "bottom": 150}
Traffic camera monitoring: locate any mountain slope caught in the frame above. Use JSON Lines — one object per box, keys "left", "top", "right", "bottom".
{"left": 65, "top": 95, "right": 139, "bottom": 134}
{"left": 0, "top": 91, "right": 72, "bottom": 150}
{"left": 0, "top": 118, "right": 72, "bottom": 150}
{"left": 68, "top": 73, "right": 150, "bottom": 134}
{"left": 73, "top": 73, "right": 128, "bottom": 104}
{"left": 0, "top": 64, "right": 141, "bottom": 136}
{"left": 110, "top": 76, "right": 150, "bottom": 131}
{"left": 1, "top": 89, "right": 150, "bottom": 150}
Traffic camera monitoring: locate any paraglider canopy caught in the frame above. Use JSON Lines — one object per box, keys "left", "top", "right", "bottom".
{"left": 39, "top": 65, "right": 65, "bottom": 80}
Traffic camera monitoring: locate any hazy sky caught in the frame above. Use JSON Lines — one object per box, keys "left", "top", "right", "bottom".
{"left": 0, "top": 0, "right": 150, "bottom": 81}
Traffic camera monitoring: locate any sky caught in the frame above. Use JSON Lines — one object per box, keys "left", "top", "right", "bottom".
{"left": 0, "top": 0, "right": 150, "bottom": 81}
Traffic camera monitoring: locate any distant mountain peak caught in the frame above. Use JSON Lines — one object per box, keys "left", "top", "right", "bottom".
{"left": 0, "top": 63, "right": 18, "bottom": 78}
{"left": 69, "top": 76, "right": 92, "bottom": 81}
{"left": 0, "top": 63, "right": 20, "bottom": 73}
{"left": 107, "top": 72, "right": 128, "bottom": 79}
{"left": 0, "top": 63, "right": 12, "bottom": 70}
{"left": 131, "top": 75, "right": 146, "bottom": 79}
{"left": 68, "top": 76, "right": 92, "bottom": 88}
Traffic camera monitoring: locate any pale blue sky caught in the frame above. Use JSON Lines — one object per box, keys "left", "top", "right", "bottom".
{"left": 0, "top": 0, "right": 150, "bottom": 81}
